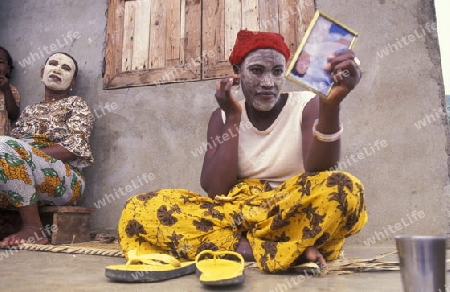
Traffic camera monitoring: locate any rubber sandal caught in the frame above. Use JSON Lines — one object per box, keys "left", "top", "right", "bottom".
{"left": 195, "top": 250, "right": 245, "bottom": 286}
{"left": 105, "top": 249, "right": 196, "bottom": 283}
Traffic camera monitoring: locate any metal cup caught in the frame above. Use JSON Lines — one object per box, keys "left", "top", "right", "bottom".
{"left": 395, "top": 235, "right": 446, "bottom": 292}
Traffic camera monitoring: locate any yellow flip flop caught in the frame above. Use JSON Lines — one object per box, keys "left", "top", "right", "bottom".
{"left": 105, "top": 249, "right": 196, "bottom": 283}
{"left": 195, "top": 250, "right": 245, "bottom": 286}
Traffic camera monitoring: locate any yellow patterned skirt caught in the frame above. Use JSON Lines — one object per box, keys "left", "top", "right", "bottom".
{"left": 118, "top": 171, "right": 368, "bottom": 272}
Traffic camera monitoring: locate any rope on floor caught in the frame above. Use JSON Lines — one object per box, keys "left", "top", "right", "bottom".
{"left": 0, "top": 242, "right": 125, "bottom": 258}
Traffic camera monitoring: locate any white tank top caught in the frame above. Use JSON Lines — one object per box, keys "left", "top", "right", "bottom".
{"left": 222, "top": 91, "right": 316, "bottom": 188}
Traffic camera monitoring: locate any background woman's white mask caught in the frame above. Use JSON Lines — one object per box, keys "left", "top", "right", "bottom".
{"left": 42, "top": 54, "right": 75, "bottom": 91}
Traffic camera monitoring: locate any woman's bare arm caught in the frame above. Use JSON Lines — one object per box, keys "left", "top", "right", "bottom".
{"left": 200, "top": 76, "right": 242, "bottom": 198}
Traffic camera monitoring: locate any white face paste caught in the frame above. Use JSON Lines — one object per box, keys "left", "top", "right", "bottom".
{"left": 42, "top": 53, "right": 75, "bottom": 91}
{"left": 239, "top": 49, "right": 286, "bottom": 111}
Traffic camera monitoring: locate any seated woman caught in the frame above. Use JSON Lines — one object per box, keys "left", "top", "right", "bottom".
{"left": 0, "top": 46, "right": 21, "bottom": 135}
{"left": 118, "top": 30, "right": 367, "bottom": 272}
{"left": 0, "top": 52, "right": 94, "bottom": 247}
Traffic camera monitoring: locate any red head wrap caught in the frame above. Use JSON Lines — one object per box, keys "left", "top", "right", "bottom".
{"left": 228, "top": 30, "right": 291, "bottom": 65}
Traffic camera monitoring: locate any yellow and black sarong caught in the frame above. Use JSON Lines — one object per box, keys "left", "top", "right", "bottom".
{"left": 118, "top": 171, "right": 367, "bottom": 272}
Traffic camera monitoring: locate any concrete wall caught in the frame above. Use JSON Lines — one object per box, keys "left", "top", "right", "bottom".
{"left": 0, "top": 0, "right": 446, "bottom": 246}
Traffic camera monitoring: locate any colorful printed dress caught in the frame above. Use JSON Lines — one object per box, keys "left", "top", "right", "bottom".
{"left": 0, "top": 96, "right": 94, "bottom": 209}
{"left": 118, "top": 92, "right": 368, "bottom": 272}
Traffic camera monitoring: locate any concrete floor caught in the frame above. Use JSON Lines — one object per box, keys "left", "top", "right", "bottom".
{"left": 0, "top": 246, "right": 444, "bottom": 292}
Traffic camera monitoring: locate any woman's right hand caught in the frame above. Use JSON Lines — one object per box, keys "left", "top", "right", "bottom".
{"left": 215, "top": 74, "right": 242, "bottom": 117}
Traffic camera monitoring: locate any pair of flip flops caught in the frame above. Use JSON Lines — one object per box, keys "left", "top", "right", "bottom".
{"left": 105, "top": 249, "right": 245, "bottom": 286}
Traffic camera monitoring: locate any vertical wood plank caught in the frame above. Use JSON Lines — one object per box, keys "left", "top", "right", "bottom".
{"left": 203, "top": 0, "right": 225, "bottom": 63}
{"left": 166, "top": 0, "right": 181, "bottom": 67}
{"left": 278, "top": 0, "right": 296, "bottom": 54}
{"left": 294, "top": 0, "right": 315, "bottom": 49}
{"left": 202, "top": 0, "right": 225, "bottom": 78}
{"left": 132, "top": 0, "right": 151, "bottom": 70}
{"left": 104, "top": 0, "right": 125, "bottom": 87}
{"left": 184, "top": 0, "right": 201, "bottom": 76}
{"left": 258, "top": 0, "right": 279, "bottom": 32}
{"left": 121, "top": 1, "right": 136, "bottom": 71}
{"left": 224, "top": 0, "right": 242, "bottom": 60}
{"left": 179, "top": 0, "right": 186, "bottom": 65}
{"left": 241, "top": 0, "right": 259, "bottom": 31}
{"left": 149, "top": 0, "right": 166, "bottom": 68}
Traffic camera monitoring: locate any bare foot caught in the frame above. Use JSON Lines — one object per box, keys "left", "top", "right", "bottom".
{"left": 236, "top": 237, "right": 255, "bottom": 262}
{"left": 0, "top": 225, "right": 49, "bottom": 247}
{"left": 295, "top": 246, "right": 327, "bottom": 269}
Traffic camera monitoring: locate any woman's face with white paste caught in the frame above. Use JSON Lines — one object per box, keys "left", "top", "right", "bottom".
{"left": 238, "top": 49, "right": 286, "bottom": 111}
{"left": 42, "top": 53, "right": 76, "bottom": 91}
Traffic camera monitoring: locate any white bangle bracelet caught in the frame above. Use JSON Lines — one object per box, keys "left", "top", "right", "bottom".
{"left": 312, "top": 119, "right": 343, "bottom": 142}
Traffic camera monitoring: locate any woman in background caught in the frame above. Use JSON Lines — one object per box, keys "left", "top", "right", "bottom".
{"left": 0, "top": 52, "right": 94, "bottom": 247}
{"left": 0, "top": 46, "right": 20, "bottom": 135}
